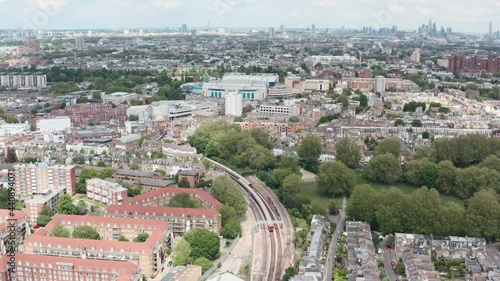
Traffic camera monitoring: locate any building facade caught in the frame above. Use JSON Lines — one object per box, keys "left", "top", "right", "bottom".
{"left": 14, "top": 163, "right": 76, "bottom": 197}
{"left": 224, "top": 91, "right": 243, "bottom": 117}
{"left": 86, "top": 178, "right": 128, "bottom": 205}
{"left": 104, "top": 205, "right": 221, "bottom": 237}
{"left": 0, "top": 73, "right": 47, "bottom": 88}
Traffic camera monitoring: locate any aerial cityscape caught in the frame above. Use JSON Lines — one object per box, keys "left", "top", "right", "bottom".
{"left": 0, "top": 1, "right": 499, "bottom": 281}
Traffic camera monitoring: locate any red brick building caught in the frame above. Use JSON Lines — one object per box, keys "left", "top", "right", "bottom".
{"left": 0, "top": 253, "right": 142, "bottom": 281}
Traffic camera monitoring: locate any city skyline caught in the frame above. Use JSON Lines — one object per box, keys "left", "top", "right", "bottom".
{"left": 0, "top": 0, "right": 498, "bottom": 33}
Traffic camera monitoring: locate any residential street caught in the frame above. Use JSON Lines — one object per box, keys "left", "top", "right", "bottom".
{"left": 380, "top": 239, "right": 398, "bottom": 281}
{"left": 323, "top": 196, "right": 347, "bottom": 281}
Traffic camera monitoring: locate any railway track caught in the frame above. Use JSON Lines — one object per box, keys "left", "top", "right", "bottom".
{"left": 208, "top": 159, "right": 285, "bottom": 281}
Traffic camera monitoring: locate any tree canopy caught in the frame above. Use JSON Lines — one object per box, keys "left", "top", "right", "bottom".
{"left": 365, "top": 153, "right": 402, "bottom": 184}
{"left": 72, "top": 226, "right": 101, "bottom": 240}
{"left": 183, "top": 229, "right": 220, "bottom": 260}
{"left": 335, "top": 137, "right": 361, "bottom": 168}
{"left": 58, "top": 194, "right": 76, "bottom": 215}
{"left": 210, "top": 176, "right": 247, "bottom": 218}
{"left": 297, "top": 134, "right": 322, "bottom": 172}
{"left": 167, "top": 193, "right": 202, "bottom": 208}
{"left": 317, "top": 161, "right": 356, "bottom": 196}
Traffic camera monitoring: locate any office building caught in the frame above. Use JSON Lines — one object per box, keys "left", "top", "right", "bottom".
{"left": 25, "top": 215, "right": 171, "bottom": 278}
{"left": 259, "top": 105, "right": 302, "bottom": 116}
{"left": 181, "top": 24, "right": 187, "bottom": 33}
{"left": 127, "top": 100, "right": 217, "bottom": 122}
{"left": 14, "top": 163, "right": 76, "bottom": 197}
{"left": 0, "top": 253, "right": 142, "bottom": 281}
{"left": 312, "top": 24, "right": 316, "bottom": 32}
{"left": 224, "top": 91, "right": 243, "bottom": 117}
{"left": 269, "top": 27, "right": 274, "bottom": 38}
{"left": 86, "top": 178, "right": 128, "bottom": 205}
{"left": 104, "top": 205, "right": 221, "bottom": 237}
{"left": 75, "top": 36, "right": 85, "bottom": 51}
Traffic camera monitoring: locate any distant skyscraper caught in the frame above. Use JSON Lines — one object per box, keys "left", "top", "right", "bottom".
{"left": 181, "top": 24, "right": 187, "bottom": 33}
{"left": 279, "top": 25, "right": 285, "bottom": 33}
{"left": 75, "top": 36, "right": 84, "bottom": 51}
{"left": 268, "top": 27, "right": 274, "bottom": 38}
{"left": 139, "top": 29, "right": 144, "bottom": 36}
{"left": 432, "top": 23, "right": 437, "bottom": 34}
{"left": 312, "top": 24, "right": 316, "bottom": 32}
{"left": 446, "top": 27, "right": 452, "bottom": 35}
{"left": 489, "top": 20, "right": 493, "bottom": 42}
{"left": 428, "top": 19, "right": 433, "bottom": 31}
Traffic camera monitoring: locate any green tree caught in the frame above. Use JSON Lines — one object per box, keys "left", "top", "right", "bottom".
{"left": 97, "top": 168, "right": 113, "bottom": 179}
{"left": 422, "top": 131, "right": 430, "bottom": 139}
{"left": 405, "top": 158, "right": 438, "bottom": 188}
{"left": 128, "top": 114, "right": 139, "bottom": 121}
{"left": 436, "top": 160, "right": 456, "bottom": 195}
{"left": 317, "top": 161, "right": 356, "bottom": 196}
{"left": 249, "top": 128, "right": 273, "bottom": 149}
{"left": 5, "top": 148, "right": 17, "bottom": 163}
{"left": 167, "top": 193, "right": 202, "bottom": 208}
{"left": 133, "top": 233, "right": 149, "bottom": 242}
{"left": 412, "top": 120, "right": 423, "bottom": 127}
{"left": 72, "top": 226, "right": 101, "bottom": 240}
{"left": 118, "top": 235, "right": 129, "bottom": 241}
{"left": 465, "top": 189, "right": 500, "bottom": 241}
{"left": 346, "top": 184, "right": 379, "bottom": 225}
{"left": 173, "top": 239, "right": 192, "bottom": 266}
{"left": 234, "top": 116, "right": 244, "bottom": 122}
{"left": 335, "top": 137, "right": 362, "bottom": 168}
{"left": 359, "top": 94, "right": 368, "bottom": 107}
{"left": 478, "top": 155, "right": 500, "bottom": 172}
{"left": 96, "top": 161, "right": 107, "bottom": 167}
{"left": 184, "top": 229, "right": 220, "bottom": 260}
{"left": 337, "top": 95, "right": 349, "bottom": 107}
{"left": 394, "top": 119, "right": 404, "bottom": 126}
{"left": 396, "top": 261, "right": 406, "bottom": 276}
{"left": 36, "top": 215, "right": 52, "bottom": 227}
{"left": 178, "top": 177, "right": 191, "bottom": 188}
{"left": 75, "top": 200, "right": 88, "bottom": 215}
{"left": 436, "top": 202, "right": 466, "bottom": 236}
{"left": 40, "top": 205, "right": 53, "bottom": 216}
{"left": 57, "top": 194, "right": 76, "bottom": 215}
{"left": 365, "top": 153, "right": 402, "bottom": 184}
{"left": 211, "top": 176, "right": 247, "bottom": 218}
{"left": 72, "top": 156, "right": 85, "bottom": 164}
{"left": 297, "top": 134, "right": 322, "bottom": 172}
{"left": 219, "top": 205, "right": 238, "bottom": 225}
{"left": 51, "top": 224, "right": 70, "bottom": 237}
{"left": 374, "top": 138, "right": 401, "bottom": 158}
{"left": 273, "top": 151, "right": 301, "bottom": 185}
{"left": 221, "top": 219, "right": 242, "bottom": 239}
{"left": 282, "top": 174, "right": 303, "bottom": 194}
{"left": 288, "top": 116, "right": 300, "bottom": 122}
{"left": 194, "top": 257, "right": 213, "bottom": 273}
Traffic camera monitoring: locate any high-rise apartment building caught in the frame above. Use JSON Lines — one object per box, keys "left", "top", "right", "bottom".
{"left": 268, "top": 27, "right": 274, "bottom": 38}
{"left": 224, "top": 91, "right": 243, "bottom": 117}
{"left": 448, "top": 54, "right": 465, "bottom": 73}
{"left": 375, "top": 76, "right": 386, "bottom": 93}
{"left": 75, "top": 36, "right": 84, "bottom": 51}
{"left": 411, "top": 49, "right": 421, "bottom": 63}
{"left": 14, "top": 163, "right": 76, "bottom": 196}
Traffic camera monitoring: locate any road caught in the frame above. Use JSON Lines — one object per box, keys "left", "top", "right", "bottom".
{"left": 323, "top": 195, "right": 347, "bottom": 281}
{"left": 380, "top": 239, "right": 397, "bottom": 281}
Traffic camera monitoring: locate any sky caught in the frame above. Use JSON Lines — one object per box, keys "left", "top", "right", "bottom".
{"left": 0, "top": 0, "right": 499, "bottom": 33}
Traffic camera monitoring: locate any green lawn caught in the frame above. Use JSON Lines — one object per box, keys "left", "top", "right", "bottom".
{"left": 355, "top": 172, "right": 463, "bottom": 206}
{"left": 297, "top": 173, "right": 463, "bottom": 213}
{"left": 73, "top": 194, "right": 106, "bottom": 208}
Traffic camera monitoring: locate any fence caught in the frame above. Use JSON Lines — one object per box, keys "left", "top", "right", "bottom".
{"left": 301, "top": 176, "right": 317, "bottom": 183}
{"left": 199, "top": 235, "right": 241, "bottom": 280}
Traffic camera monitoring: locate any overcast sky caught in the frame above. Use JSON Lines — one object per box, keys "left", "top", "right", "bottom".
{"left": 1, "top": 0, "right": 499, "bottom": 33}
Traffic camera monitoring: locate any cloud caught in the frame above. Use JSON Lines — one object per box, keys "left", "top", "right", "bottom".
{"left": 312, "top": 0, "right": 336, "bottom": 7}
{"left": 148, "top": 0, "right": 180, "bottom": 9}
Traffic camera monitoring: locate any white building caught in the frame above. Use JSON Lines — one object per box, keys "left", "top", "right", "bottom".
{"left": 102, "top": 92, "right": 139, "bottom": 106}
{"left": 202, "top": 73, "right": 279, "bottom": 101}
{"left": 224, "top": 91, "right": 243, "bottom": 117}
{"left": 126, "top": 100, "right": 217, "bottom": 122}
{"left": 0, "top": 73, "right": 47, "bottom": 88}
{"left": 66, "top": 144, "right": 110, "bottom": 155}
{"left": 259, "top": 105, "right": 302, "bottom": 116}
{"left": 0, "top": 121, "right": 30, "bottom": 136}
{"left": 375, "top": 76, "right": 386, "bottom": 93}
{"left": 36, "top": 117, "right": 71, "bottom": 132}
